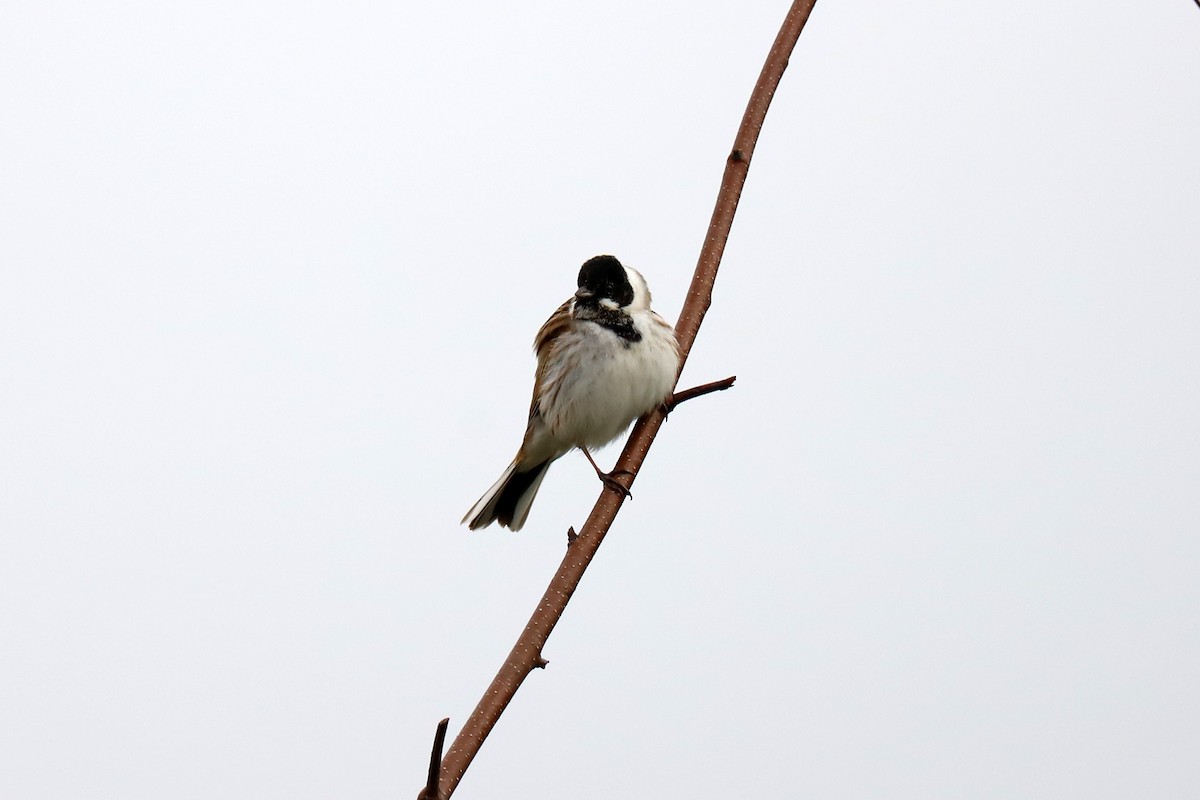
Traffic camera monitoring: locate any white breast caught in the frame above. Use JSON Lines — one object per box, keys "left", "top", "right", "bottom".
{"left": 539, "top": 311, "right": 679, "bottom": 449}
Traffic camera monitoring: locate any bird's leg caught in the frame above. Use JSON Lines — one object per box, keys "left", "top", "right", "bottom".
{"left": 581, "top": 448, "right": 633, "bottom": 500}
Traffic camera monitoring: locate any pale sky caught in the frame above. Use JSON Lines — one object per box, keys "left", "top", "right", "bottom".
{"left": 3, "top": 2, "right": 1199, "bottom": 798}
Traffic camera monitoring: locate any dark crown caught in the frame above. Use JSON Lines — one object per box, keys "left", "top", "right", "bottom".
{"left": 577, "top": 255, "right": 634, "bottom": 307}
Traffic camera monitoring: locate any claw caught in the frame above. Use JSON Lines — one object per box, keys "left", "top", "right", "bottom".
{"left": 581, "top": 449, "right": 634, "bottom": 500}
{"left": 598, "top": 472, "right": 633, "bottom": 500}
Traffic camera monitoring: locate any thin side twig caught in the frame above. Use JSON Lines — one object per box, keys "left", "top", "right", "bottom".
{"left": 424, "top": 3, "right": 819, "bottom": 797}
{"left": 416, "top": 718, "right": 449, "bottom": 800}
{"left": 664, "top": 375, "right": 737, "bottom": 414}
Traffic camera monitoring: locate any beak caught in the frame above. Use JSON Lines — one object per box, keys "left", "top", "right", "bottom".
{"left": 574, "top": 288, "right": 594, "bottom": 300}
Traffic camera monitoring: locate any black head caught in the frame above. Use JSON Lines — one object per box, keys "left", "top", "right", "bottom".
{"left": 576, "top": 255, "right": 634, "bottom": 308}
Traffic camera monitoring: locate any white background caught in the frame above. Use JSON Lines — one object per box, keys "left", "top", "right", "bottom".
{"left": 3, "top": 1, "right": 1199, "bottom": 797}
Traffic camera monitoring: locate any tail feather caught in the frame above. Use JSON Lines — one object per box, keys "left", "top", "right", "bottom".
{"left": 462, "top": 459, "right": 553, "bottom": 531}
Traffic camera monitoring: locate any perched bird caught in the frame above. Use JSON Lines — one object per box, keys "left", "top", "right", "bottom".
{"left": 463, "top": 255, "right": 680, "bottom": 531}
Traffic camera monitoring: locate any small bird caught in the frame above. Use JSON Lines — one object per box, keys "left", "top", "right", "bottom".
{"left": 463, "top": 255, "right": 681, "bottom": 531}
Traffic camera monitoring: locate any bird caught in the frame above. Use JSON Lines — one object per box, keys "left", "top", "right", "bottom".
{"left": 463, "top": 254, "right": 680, "bottom": 531}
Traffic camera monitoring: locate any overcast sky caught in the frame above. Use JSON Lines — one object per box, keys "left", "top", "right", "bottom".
{"left": 3, "top": 2, "right": 1199, "bottom": 798}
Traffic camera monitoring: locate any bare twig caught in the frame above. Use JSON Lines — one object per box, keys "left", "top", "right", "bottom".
{"left": 416, "top": 718, "right": 450, "bottom": 800}
{"left": 664, "top": 375, "right": 737, "bottom": 414}
{"left": 426, "top": 2, "right": 819, "bottom": 797}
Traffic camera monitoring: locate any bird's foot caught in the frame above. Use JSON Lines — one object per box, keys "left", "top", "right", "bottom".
{"left": 597, "top": 470, "right": 634, "bottom": 500}
{"left": 580, "top": 448, "right": 634, "bottom": 499}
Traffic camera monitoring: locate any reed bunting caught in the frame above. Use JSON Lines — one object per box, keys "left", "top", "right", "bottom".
{"left": 463, "top": 255, "right": 680, "bottom": 531}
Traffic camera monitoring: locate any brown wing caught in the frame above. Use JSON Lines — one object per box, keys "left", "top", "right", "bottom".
{"left": 528, "top": 298, "right": 573, "bottom": 418}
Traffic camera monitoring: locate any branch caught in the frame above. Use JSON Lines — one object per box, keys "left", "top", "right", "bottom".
{"left": 426, "top": 3, "right": 819, "bottom": 796}
{"left": 416, "top": 718, "right": 449, "bottom": 800}
{"left": 664, "top": 375, "right": 737, "bottom": 414}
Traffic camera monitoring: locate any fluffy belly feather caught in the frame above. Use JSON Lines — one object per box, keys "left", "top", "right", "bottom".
{"left": 541, "top": 322, "right": 678, "bottom": 449}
